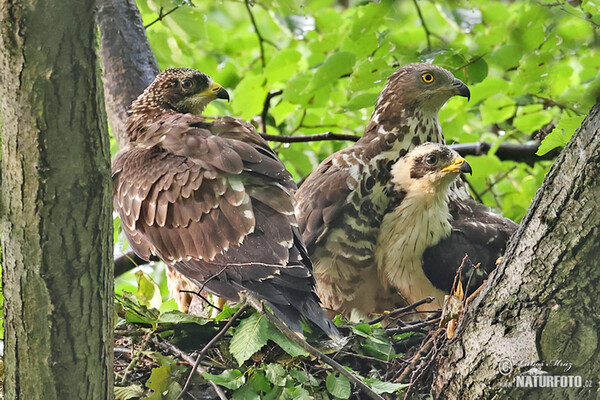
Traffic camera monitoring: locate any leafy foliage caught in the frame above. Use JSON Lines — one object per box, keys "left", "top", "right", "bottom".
{"left": 110, "top": 0, "right": 600, "bottom": 397}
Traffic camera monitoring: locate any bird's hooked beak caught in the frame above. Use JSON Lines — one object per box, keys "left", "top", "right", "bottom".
{"left": 452, "top": 78, "right": 470, "bottom": 101}
{"left": 197, "top": 81, "right": 230, "bottom": 102}
{"left": 441, "top": 156, "right": 472, "bottom": 175}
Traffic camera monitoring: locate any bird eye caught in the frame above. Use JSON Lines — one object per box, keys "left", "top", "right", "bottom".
{"left": 426, "top": 154, "right": 437, "bottom": 165}
{"left": 422, "top": 73, "right": 434, "bottom": 83}
{"left": 181, "top": 79, "right": 194, "bottom": 90}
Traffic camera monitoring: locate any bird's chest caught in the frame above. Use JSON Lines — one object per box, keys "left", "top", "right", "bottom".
{"left": 375, "top": 195, "right": 451, "bottom": 306}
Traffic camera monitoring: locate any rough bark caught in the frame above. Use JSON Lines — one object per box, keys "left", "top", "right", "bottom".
{"left": 0, "top": 1, "right": 113, "bottom": 399}
{"left": 433, "top": 102, "right": 600, "bottom": 399}
{"left": 97, "top": 0, "right": 160, "bottom": 147}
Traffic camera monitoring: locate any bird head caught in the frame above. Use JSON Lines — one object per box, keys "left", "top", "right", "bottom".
{"left": 390, "top": 143, "right": 472, "bottom": 198}
{"left": 380, "top": 63, "right": 470, "bottom": 114}
{"left": 130, "top": 68, "right": 229, "bottom": 116}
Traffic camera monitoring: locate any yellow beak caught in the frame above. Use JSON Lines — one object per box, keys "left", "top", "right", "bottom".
{"left": 197, "top": 81, "right": 230, "bottom": 101}
{"left": 440, "top": 157, "right": 472, "bottom": 175}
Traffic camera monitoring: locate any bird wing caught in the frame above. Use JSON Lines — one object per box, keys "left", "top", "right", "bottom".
{"left": 113, "top": 115, "right": 338, "bottom": 337}
{"left": 421, "top": 198, "right": 517, "bottom": 293}
{"left": 296, "top": 149, "right": 359, "bottom": 253}
{"left": 296, "top": 147, "right": 388, "bottom": 318}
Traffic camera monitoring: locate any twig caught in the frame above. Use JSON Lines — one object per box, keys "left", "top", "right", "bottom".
{"left": 412, "top": 0, "right": 443, "bottom": 49}
{"left": 260, "top": 89, "right": 283, "bottom": 134}
{"left": 453, "top": 54, "right": 487, "bottom": 73}
{"left": 145, "top": 4, "right": 184, "bottom": 29}
{"left": 246, "top": 295, "right": 386, "bottom": 400}
{"left": 176, "top": 304, "right": 249, "bottom": 400}
{"left": 395, "top": 333, "right": 436, "bottom": 383}
{"left": 478, "top": 165, "right": 517, "bottom": 198}
{"left": 154, "top": 337, "right": 228, "bottom": 400}
{"left": 386, "top": 317, "right": 441, "bottom": 336}
{"left": 178, "top": 290, "right": 222, "bottom": 312}
{"left": 260, "top": 131, "right": 361, "bottom": 143}
{"left": 367, "top": 297, "right": 435, "bottom": 325}
{"left": 245, "top": 0, "right": 266, "bottom": 67}
{"left": 119, "top": 334, "right": 152, "bottom": 384}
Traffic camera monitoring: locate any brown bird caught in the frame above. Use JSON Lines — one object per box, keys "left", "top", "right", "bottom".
{"left": 295, "top": 63, "right": 516, "bottom": 320}
{"left": 113, "top": 68, "right": 339, "bottom": 338}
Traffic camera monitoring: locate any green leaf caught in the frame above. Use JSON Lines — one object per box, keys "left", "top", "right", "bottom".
{"left": 135, "top": 270, "right": 162, "bottom": 310}
{"left": 265, "top": 49, "right": 302, "bottom": 83}
{"left": 480, "top": 94, "right": 516, "bottom": 124}
{"left": 326, "top": 372, "right": 351, "bottom": 399}
{"left": 229, "top": 312, "right": 269, "bottom": 365}
{"left": 202, "top": 369, "right": 246, "bottom": 390}
{"left": 467, "top": 57, "right": 488, "bottom": 84}
{"left": 146, "top": 364, "right": 171, "bottom": 395}
{"left": 265, "top": 363, "right": 287, "bottom": 387}
{"left": 157, "top": 310, "right": 209, "bottom": 325}
{"left": 352, "top": 323, "right": 372, "bottom": 336}
{"left": 307, "top": 51, "right": 356, "bottom": 92}
{"left": 266, "top": 323, "right": 309, "bottom": 358}
{"left": 214, "top": 303, "right": 241, "bottom": 322}
{"left": 282, "top": 386, "right": 313, "bottom": 399}
{"left": 346, "top": 92, "right": 379, "bottom": 111}
{"left": 536, "top": 115, "right": 584, "bottom": 155}
{"left": 231, "top": 74, "right": 267, "bottom": 120}
{"left": 248, "top": 370, "right": 272, "bottom": 393}
{"left": 365, "top": 378, "right": 408, "bottom": 394}
{"left": 233, "top": 386, "right": 261, "bottom": 400}
{"left": 513, "top": 104, "right": 553, "bottom": 133}
{"left": 114, "top": 384, "right": 145, "bottom": 400}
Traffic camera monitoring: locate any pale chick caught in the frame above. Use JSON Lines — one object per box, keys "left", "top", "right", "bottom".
{"left": 375, "top": 143, "right": 471, "bottom": 316}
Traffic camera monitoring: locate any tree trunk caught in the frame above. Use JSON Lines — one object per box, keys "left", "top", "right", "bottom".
{"left": 433, "top": 102, "right": 600, "bottom": 399}
{"left": 0, "top": 1, "right": 113, "bottom": 399}
{"left": 97, "top": 0, "right": 160, "bottom": 147}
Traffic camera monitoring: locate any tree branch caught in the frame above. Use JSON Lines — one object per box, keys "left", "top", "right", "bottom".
{"left": 411, "top": 0, "right": 444, "bottom": 49}
{"left": 153, "top": 337, "right": 228, "bottom": 400}
{"left": 144, "top": 4, "right": 183, "bottom": 29}
{"left": 260, "top": 89, "right": 283, "bottom": 134}
{"left": 97, "top": 0, "right": 160, "bottom": 147}
{"left": 245, "top": 0, "right": 266, "bottom": 67}
{"left": 260, "top": 131, "right": 362, "bottom": 143}
{"left": 176, "top": 304, "right": 249, "bottom": 400}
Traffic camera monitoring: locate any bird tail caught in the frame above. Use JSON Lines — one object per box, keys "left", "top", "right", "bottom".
{"left": 266, "top": 297, "right": 342, "bottom": 341}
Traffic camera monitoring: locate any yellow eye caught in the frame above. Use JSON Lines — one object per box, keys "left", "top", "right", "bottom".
{"left": 422, "top": 73, "right": 434, "bottom": 83}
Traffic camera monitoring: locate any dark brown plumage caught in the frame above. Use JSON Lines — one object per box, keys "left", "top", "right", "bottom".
{"left": 113, "top": 68, "right": 339, "bottom": 338}
{"left": 295, "top": 63, "right": 516, "bottom": 320}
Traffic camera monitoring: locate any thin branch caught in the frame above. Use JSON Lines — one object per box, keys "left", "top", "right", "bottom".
{"left": 114, "top": 251, "right": 158, "bottom": 276}
{"left": 176, "top": 304, "right": 249, "bottom": 400}
{"left": 246, "top": 295, "right": 386, "bottom": 400}
{"left": 386, "top": 317, "right": 441, "bottom": 336}
{"left": 154, "top": 337, "right": 228, "bottom": 400}
{"left": 260, "top": 89, "right": 283, "bottom": 134}
{"left": 453, "top": 54, "right": 487, "bottom": 74}
{"left": 260, "top": 131, "right": 361, "bottom": 143}
{"left": 478, "top": 165, "right": 518, "bottom": 198}
{"left": 145, "top": 4, "right": 183, "bottom": 29}
{"left": 367, "top": 297, "right": 435, "bottom": 325}
{"left": 245, "top": 0, "right": 266, "bottom": 67}
{"left": 412, "top": 0, "right": 431, "bottom": 49}
{"left": 530, "top": 93, "right": 583, "bottom": 115}
{"left": 412, "top": 0, "right": 444, "bottom": 49}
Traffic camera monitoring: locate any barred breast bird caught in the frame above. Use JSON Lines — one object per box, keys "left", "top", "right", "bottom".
{"left": 296, "top": 63, "right": 516, "bottom": 320}
{"left": 113, "top": 68, "right": 339, "bottom": 338}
